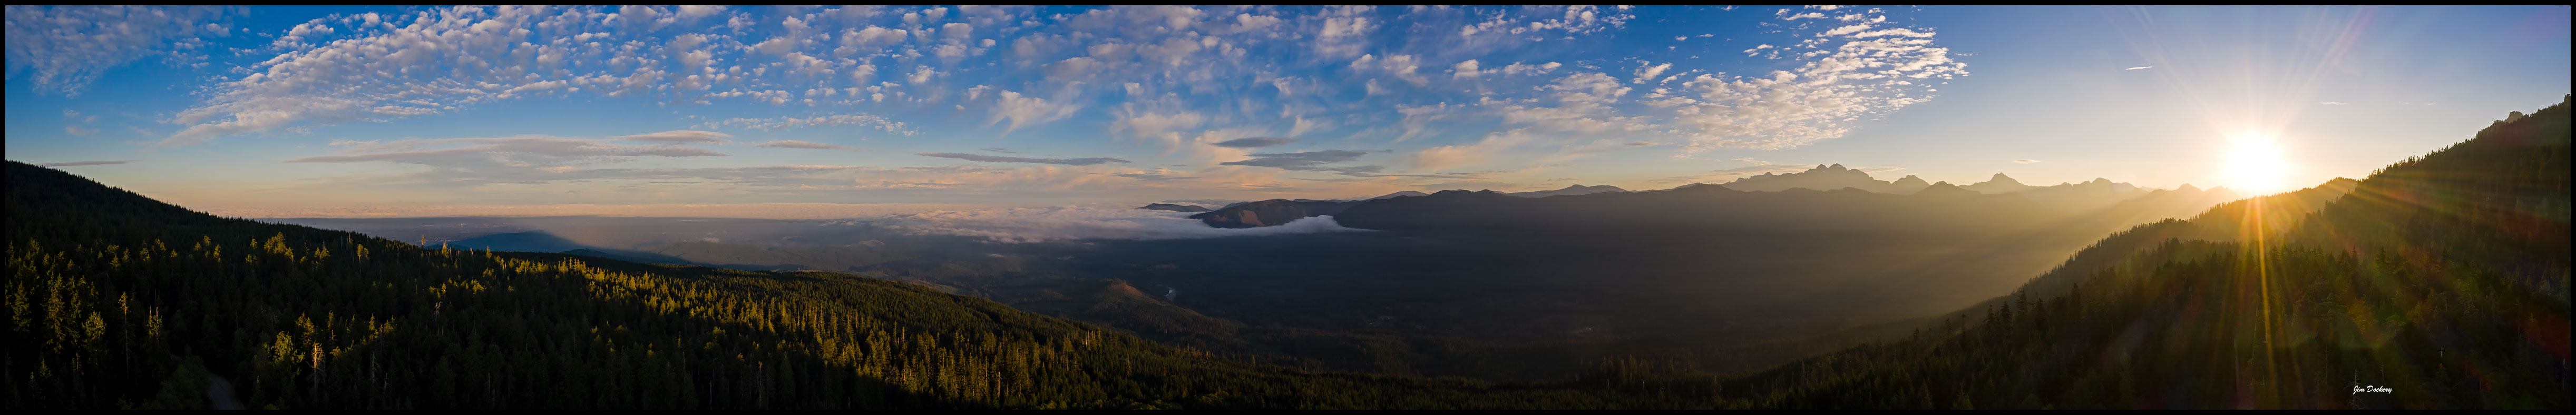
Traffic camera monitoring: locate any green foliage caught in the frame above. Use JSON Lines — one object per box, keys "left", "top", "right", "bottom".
{"left": 1699, "top": 96, "right": 2573, "bottom": 409}
{"left": 4, "top": 95, "right": 2565, "bottom": 409}
{"left": 0, "top": 161, "right": 1643, "bottom": 409}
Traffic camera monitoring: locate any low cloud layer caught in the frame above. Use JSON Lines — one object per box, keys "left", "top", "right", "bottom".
{"left": 872, "top": 206, "right": 1364, "bottom": 243}
{"left": 916, "top": 152, "right": 1130, "bottom": 165}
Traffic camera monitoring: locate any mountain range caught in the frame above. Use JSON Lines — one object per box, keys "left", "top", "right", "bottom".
{"left": 9, "top": 97, "right": 2562, "bottom": 409}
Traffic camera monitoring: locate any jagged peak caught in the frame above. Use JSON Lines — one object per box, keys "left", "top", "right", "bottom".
{"left": 2175, "top": 183, "right": 2201, "bottom": 192}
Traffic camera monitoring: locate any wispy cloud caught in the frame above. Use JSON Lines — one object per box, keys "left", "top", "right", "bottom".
{"left": 916, "top": 152, "right": 1130, "bottom": 165}
{"left": 704, "top": 115, "right": 913, "bottom": 134}
{"left": 753, "top": 140, "right": 863, "bottom": 150}
{"left": 979, "top": 147, "right": 1022, "bottom": 154}
{"left": 284, "top": 135, "right": 726, "bottom": 165}
{"left": 1209, "top": 137, "right": 1297, "bottom": 148}
{"left": 36, "top": 160, "right": 139, "bottom": 167}
{"left": 1221, "top": 150, "right": 1383, "bottom": 176}
{"left": 615, "top": 130, "right": 733, "bottom": 144}
{"left": 1113, "top": 172, "right": 1194, "bottom": 181}
{"left": 2124, "top": 66, "right": 2154, "bottom": 70}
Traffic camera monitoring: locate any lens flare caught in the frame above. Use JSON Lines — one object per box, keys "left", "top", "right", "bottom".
{"left": 2222, "top": 132, "right": 2291, "bottom": 194}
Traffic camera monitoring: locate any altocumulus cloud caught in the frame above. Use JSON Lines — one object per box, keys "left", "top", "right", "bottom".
{"left": 120, "top": 5, "right": 1964, "bottom": 156}
{"left": 867, "top": 207, "right": 1365, "bottom": 243}
{"left": 916, "top": 152, "right": 1129, "bottom": 165}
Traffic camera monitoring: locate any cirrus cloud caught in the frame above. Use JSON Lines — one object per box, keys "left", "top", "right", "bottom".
{"left": 1209, "top": 136, "right": 1298, "bottom": 148}
{"left": 916, "top": 152, "right": 1131, "bottom": 165}
{"left": 754, "top": 140, "right": 865, "bottom": 150}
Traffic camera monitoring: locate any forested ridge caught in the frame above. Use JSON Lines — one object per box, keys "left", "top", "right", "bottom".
{"left": 6, "top": 97, "right": 2567, "bottom": 409}
{"left": 1, "top": 161, "right": 1650, "bottom": 409}
{"left": 1696, "top": 97, "right": 2572, "bottom": 409}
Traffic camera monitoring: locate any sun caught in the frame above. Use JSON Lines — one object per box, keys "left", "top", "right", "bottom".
{"left": 2221, "top": 131, "right": 2291, "bottom": 194}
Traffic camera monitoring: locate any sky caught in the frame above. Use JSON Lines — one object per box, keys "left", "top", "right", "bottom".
{"left": 6, "top": 5, "right": 2570, "bottom": 218}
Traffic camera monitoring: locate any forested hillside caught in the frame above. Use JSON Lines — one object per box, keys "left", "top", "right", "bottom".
{"left": 1, "top": 161, "right": 1644, "bottom": 409}
{"left": 1694, "top": 97, "right": 2572, "bottom": 409}
{"left": 7, "top": 98, "right": 2564, "bottom": 409}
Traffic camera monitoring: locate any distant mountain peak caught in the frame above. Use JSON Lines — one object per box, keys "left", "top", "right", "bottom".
{"left": 1369, "top": 191, "right": 1431, "bottom": 200}
{"left": 1720, "top": 163, "right": 1924, "bottom": 194}
{"left": 1915, "top": 181, "right": 1979, "bottom": 197}
{"left": 1508, "top": 184, "right": 1629, "bottom": 198}
{"left": 1137, "top": 203, "right": 1212, "bottom": 212}
{"left": 1960, "top": 173, "right": 2036, "bottom": 194}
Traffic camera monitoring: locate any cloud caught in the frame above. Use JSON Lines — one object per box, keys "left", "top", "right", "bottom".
{"left": 754, "top": 140, "right": 864, "bottom": 150}
{"left": 4, "top": 6, "right": 231, "bottom": 96}
{"left": 1409, "top": 130, "right": 1531, "bottom": 171}
{"left": 1209, "top": 136, "right": 1297, "bottom": 148}
{"left": 871, "top": 206, "right": 1365, "bottom": 243}
{"left": 1632, "top": 61, "right": 1672, "bottom": 84}
{"left": 2124, "top": 66, "right": 2153, "bottom": 70}
{"left": 979, "top": 147, "right": 1022, "bottom": 153}
{"left": 916, "top": 152, "right": 1130, "bottom": 165}
{"left": 1219, "top": 150, "right": 1382, "bottom": 176}
{"left": 284, "top": 135, "right": 726, "bottom": 165}
{"left": 703, "top": 114, "right": 912, "bottom": 133}
{"left": 36, "top": 160, "right": 139, "bottom": 167}
{"left": 120, "top": 4, "right": 1955, "bottom": 169}
{"left": 2013, "top": 159, "right": 2042, "bottom": 163}
{"left": 1113, "top": 172, "right": 1193, "bottom": 181}
{"left": 615, "top": 130, "right": 734, "bottom": 144}
{"left": 64, "top": 126, "right": 98, "bottom": 136}
{"left": 980, "top": 88, "right": 1079, "bottom": 132}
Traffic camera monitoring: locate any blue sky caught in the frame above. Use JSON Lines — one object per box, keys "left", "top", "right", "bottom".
{"left": 6, "top": 5, "right": 2568, "bottom": 218}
